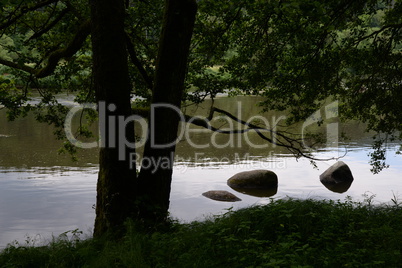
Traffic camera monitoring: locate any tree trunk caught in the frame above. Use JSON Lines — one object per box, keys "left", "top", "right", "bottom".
{"left": 90, "top": 0, "right": 137, "bottom": 237}
{"left": 137, "top": 0, "right": 197, "bottom": 224}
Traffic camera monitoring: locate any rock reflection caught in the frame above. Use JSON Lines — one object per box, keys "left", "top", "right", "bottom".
{"left": 229, "top": 185, "right": 278, "bottom": 197}
{"left": 321, "top": 180, "right": 353, "bottom": 193}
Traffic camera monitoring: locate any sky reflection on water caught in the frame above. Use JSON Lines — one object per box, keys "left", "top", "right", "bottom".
{"left": 0, "top": 145, "right": 401, "bottom": 248}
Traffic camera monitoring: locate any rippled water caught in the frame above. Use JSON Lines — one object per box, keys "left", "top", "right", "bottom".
{"left": 171, "top": 147, "right": 402, "bottom": 222}
{"left": 0, "top": 167, "right": 97, "bottom": 248}
{"left": 0, "top": 96, "right": 401, "bottom": 248}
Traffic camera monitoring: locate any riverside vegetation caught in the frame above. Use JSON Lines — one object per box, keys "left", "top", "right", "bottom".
{"left": 0, "top": 197, "right": 401, "bottom": 267}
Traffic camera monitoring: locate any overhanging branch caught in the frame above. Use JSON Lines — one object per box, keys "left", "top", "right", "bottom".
{"left": 0, "top": 57, "right": 36, "bottom": 74}
{"left": 352, "top": 23, "right": 402, "bottom": 46}
{"left": 0, "top": 19, "right": 91, "bottom": 78}
{"left": 125, "top": 32, "right": 154, "bottom": 89}
{"left": 0, "top": 0, "right": 59, "bottom": 31}
{"left": 28, "top": 7, "right": 70, "bottom": 41}
{"left": 132, "top": 106, "right": 344, "bottom": 162}
{"left": 35, "top": 19, "right": 91, "bottom": 78}
{"left": 201, "top": 107, "right": 337, "bottom": 161}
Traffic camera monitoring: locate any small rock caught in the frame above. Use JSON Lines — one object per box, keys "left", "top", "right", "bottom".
{"left": 202, "top": 190, "right": 241, "bottom": 202}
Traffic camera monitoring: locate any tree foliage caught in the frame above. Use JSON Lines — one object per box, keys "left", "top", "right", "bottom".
{"left": 191, "top": 0, "right": 402, "bottom": 172}
{"left": 2, "top": 1, "right": 400, "bottom": 138}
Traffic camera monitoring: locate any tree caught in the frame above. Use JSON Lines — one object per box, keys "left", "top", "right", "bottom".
{"left": 91, "top": 0, "right": 197, "bottom": 235}
{"left": 1, "top": 0, "right": 401, "bottom": 236}
{"left": 90, "top": 0, "right": 138, "bottom": 236}
{"left": 135, "top": 0, "right": 197, "bottom": 224}
{"left": 0, "top": 0, "right": 197, "bottom": 235}
{"left": 90, "top": 0, "right": 197, "bottom": 235}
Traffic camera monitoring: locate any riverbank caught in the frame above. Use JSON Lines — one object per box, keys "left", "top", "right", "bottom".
{"left": 1, "top": 198, "right": 401, "bottom": 267}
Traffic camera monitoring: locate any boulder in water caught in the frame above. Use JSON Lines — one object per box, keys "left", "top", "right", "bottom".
{"left": 202, "top": 190, "right": 242, "bottom": 202}
{"left": 227, "top": 170, "right": 278, "bottom": 190}
{"left": 320, "top": 161, "right": 354, "bottom": 184}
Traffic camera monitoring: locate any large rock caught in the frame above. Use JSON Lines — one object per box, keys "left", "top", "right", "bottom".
{"left": 320, "top": 161, "right": 354, "bottom": 193}
{"left": 227, "top": 170, "right": 278, "bottom": 194}
{"left": 202, "top": 190, "right": 241, "bottom": 202}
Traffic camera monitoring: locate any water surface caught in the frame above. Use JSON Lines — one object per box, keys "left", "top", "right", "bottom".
{"left": 0, "top": 96, "right": 401, "bottom": 248}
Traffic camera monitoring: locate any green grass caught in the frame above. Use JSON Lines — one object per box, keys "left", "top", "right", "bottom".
{"left": 1, "top": 198, "right": 402, "bottom": 267}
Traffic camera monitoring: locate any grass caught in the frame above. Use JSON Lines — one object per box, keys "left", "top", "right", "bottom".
{"left": 1, "top": 198, "right": 402, "bottom": 267}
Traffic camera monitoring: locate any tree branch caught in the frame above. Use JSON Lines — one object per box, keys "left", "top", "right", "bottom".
{"left": 0, "top": 57, "right": 37, "bottom": 74}
{"left": 63, "top": 0, "right": 85, "bottom": 21}
{"left": 132, "top": 105, "right": 343, "bottom": 162}
{"left": 28, "top": 7, "right": 70, "bottom": 41}
{"left": 0, "top": 0, "right": 59, "bottom": 31}
{"left": 352, "top": 23, "right": 402, "bottom": 46}
{"left": 0, "top": 19, "right": 91, "bottom": 78}
{"left": 203, "top": 107, "right": 344, "bottom": 161}
{"left": 35, "top": 19, "right": 91, "bottom": 78}
{"left": 125, "top": 32, "right": 154, "bottom": 89}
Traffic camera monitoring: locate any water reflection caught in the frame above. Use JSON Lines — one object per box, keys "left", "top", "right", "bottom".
{"left": 0, "top": 96, "right": 378, "bottom": 168}
{"left": 0, "top": 96, "right": 401, "bottom": 248}
{"left": 0, "top": 112, "right": 99, "bottom": 168}
{"left": 0, "top": 167, "right": 97, "bottom": 248}
{"left": 229, "top": 185, "right": 278, "bottom": 197}
{"left": 320, "top": 180, "right": 353, "bottom": 193}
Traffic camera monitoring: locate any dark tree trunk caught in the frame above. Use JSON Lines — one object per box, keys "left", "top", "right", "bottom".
{"left": 90, "top": 0, "right": 137, "bottom": 237}
{"left": 137, "top": 0, "right": 197, "bottom": 223}
{"left": 90, "top": 0, "right": 197, "bottom": 235}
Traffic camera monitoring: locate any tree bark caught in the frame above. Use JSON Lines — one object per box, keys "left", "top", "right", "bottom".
{"left": 137, "top": 0, "right": 197, "bottom": 224}
{"left": 90, "top": 0, "right": 137, "bottom": 237}
{"left": 90, "top": 0, "right": 197, "bottom": 235}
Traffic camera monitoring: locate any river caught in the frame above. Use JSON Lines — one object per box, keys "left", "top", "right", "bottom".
{"left": 0, "top": 96, "right": 401, "bottom": 248}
